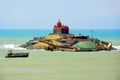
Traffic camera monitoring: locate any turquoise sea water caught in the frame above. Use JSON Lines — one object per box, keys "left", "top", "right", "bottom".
{"left": 0, "top": 29, "right": 120, "bottom": 39}
{"left": 0, "top": 30, "right": 120, "bottom": 80}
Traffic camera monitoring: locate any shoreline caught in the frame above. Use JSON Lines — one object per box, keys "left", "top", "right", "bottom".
{"left": 0, "top": 37, "right": 120, "bottom": 46}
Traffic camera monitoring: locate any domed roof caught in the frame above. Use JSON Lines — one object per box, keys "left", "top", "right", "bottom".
{"left": 62, "top": 25, "right": 69, "bottom": 29}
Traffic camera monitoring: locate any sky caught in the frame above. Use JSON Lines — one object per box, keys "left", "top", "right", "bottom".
{"left": 0, "top": 0, "right": 120, "bottom": 29}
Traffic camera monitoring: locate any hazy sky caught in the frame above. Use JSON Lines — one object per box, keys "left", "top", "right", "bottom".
{"left": 0, "top": 0, "right": 120, "bottom": 29}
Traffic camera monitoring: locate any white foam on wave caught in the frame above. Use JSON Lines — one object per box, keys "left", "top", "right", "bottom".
{"left": 0, "top": 44, "right": 26, "bottom": 50}
{"left": 4, "top": 44, "right": 15, "bottom": 49}
{"left": 112, "top": 46, "right": 120, "bottom": 50}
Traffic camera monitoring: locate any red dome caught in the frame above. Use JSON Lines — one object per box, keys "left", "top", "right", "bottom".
{"left": 62, "top": 26, "right": 69, "bottom": 29}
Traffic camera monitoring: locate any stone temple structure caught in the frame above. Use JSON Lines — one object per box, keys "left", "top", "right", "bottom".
{"left": 53, "top": 19, "right": 69, "bottom": 34}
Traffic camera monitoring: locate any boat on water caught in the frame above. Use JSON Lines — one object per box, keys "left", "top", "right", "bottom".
{"left": 21, "top": 19, "right": 112, "bottom": 51}
{"left": 5, "top": 50, "right": 29, "bottom": 58}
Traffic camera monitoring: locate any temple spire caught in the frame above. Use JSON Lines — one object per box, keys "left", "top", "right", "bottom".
{"left": 57, "top": 19, "right": 62, "bottom": 26}
{"left": 58, "top": 19, "right": 61, "bottom": 23}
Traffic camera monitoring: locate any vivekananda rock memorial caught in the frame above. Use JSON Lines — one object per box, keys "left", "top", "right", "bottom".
{"left": 20, "top": 19, "right": 112, "bottom": 51}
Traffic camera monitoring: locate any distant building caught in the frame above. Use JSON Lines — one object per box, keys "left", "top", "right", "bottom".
{"left": 53, "top": 19, "right": 69, "bottom": 34}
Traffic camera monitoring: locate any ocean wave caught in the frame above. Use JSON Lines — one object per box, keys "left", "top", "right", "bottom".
{"left": 0, "top": 44, "right": 26, "bottom": 50}
{"left": 112, "top": 46, "right": 120, "bottom": 50}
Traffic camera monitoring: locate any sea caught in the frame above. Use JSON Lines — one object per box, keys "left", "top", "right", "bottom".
{"left": 0, "top": 29, "right": 120, "bottom": 39}
{"left": 0, "top": 29, "right": 120, "bottom": 80}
